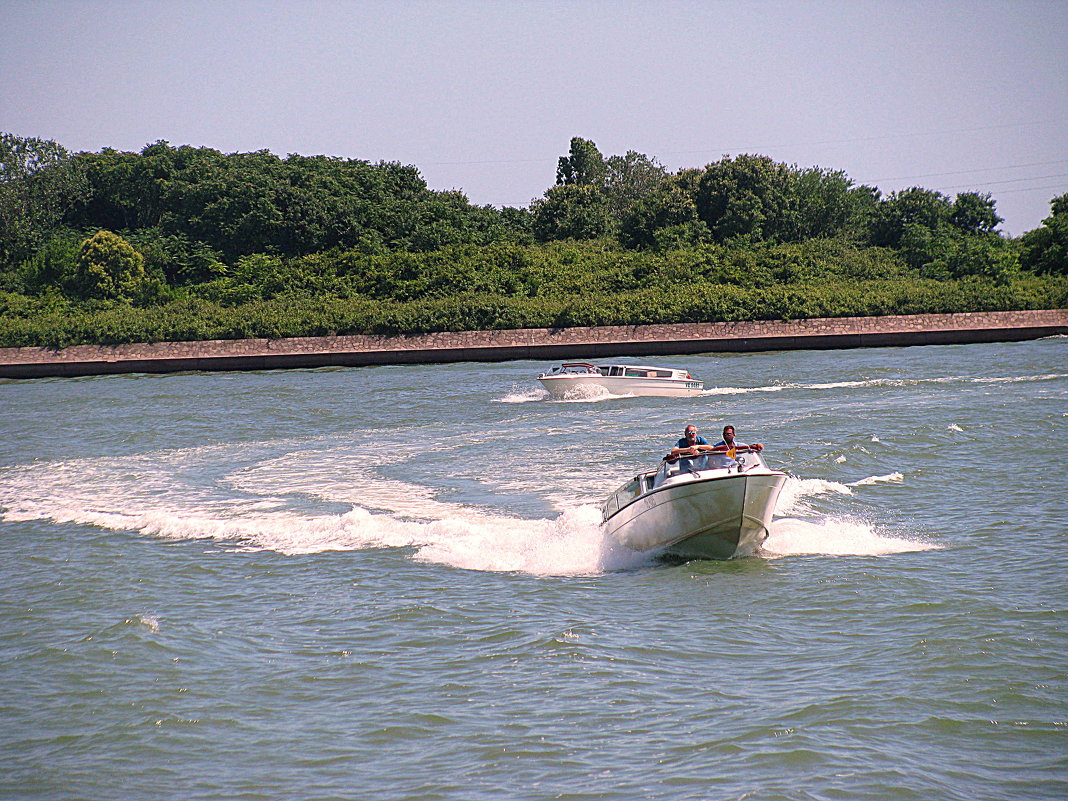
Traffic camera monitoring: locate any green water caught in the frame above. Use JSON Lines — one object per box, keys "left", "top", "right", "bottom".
{"left": 1, "top": 338, "right": 1065, "bottom": 799}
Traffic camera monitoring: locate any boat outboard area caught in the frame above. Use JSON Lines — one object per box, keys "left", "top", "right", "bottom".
{"left": 601, "top": 445, "right": 787, "bottom": 561}
{"left": 537, "top": 362, "right": 704, "bottom": 399}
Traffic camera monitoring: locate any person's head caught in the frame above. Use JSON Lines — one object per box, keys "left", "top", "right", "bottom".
{"left": 684, "top": 424, "right": 698, "bottom": 442}
{"left": 722, "top": 425, "right": 736, "bottom": 443}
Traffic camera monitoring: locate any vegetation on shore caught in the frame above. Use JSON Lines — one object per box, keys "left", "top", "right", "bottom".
{"left": 1, "top": 133, "right": 1065, "bottom": 348}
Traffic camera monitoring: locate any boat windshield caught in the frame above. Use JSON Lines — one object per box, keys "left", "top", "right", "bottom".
{"left": 602, "top": 471, "right": 656, "bottom": 520}
{"left": 655, "top": 451, "right": 768, "bottom": 484}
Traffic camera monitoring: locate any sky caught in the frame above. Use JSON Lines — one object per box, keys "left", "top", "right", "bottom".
{"left": 3, "top": 0, "right": 1066, "bottom": 236}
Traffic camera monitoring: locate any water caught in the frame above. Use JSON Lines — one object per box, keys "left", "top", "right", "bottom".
{"left": 1, "top": 338, "right": 1066, "bottom": 800}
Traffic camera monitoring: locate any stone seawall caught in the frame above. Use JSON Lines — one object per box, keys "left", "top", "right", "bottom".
{"left": 1, "top": 309, "right": 1065, "bottom": 379}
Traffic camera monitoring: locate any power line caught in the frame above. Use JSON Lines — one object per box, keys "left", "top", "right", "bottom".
{"left": 658, "top": 119, "right": 1068, "bottom": 160}
{"left": 925, "top": 173, "right": 1068, "bottom": 192}
{"left": 868, "top": 159, "right": 1068, "bottom": 183}
{"left": 985, "top": 183, "right": 1067, "bottom": 196}
{"left": 417, "top": 119, "right": 1068, "bottom": 169}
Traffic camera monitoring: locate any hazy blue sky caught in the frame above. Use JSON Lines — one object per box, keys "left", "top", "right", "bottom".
{"left": 3, "top": 0, "right": 1066, "bottom": 235}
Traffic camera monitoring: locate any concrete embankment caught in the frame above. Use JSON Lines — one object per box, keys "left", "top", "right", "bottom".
{"left": 1, "top": 309, "right": 1065, "bottom": 379}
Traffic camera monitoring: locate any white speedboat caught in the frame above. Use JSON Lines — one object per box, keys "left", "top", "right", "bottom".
{"left": 602, "top": 447, "right": 786, "bottom": 560}
{"left": 537, "top": 362, "right": 703, "bottom": 399}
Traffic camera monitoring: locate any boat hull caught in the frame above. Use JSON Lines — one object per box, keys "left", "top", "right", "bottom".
{"left": 538, "top": 375, "right": 703, "bottom": 399}
{"left": 604, "top": 469, "right": 786, "bottom": 560}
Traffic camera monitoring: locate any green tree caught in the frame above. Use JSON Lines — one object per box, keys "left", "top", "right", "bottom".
{"left": 785, "top": 166, "right": 864, "bottom": 241}
{"left": 530, "top": 184, "right": 614, "bottom": 241}
{"left": 603, "top": 150, "right": 668, "bottom": 218}
{"left": 14, "top": 229, "right": 83, "bottom": 293}
{"left": 695, "top": 155, "right": 794, "bottom": 243}
{"left": 72, "top": 230, "right": 146, "bottom": 299}
{"left": 0, "top": 133, "right": 88, "bottom": 265}
{"left": 867, "top": 187, "right": 953, "bottom": 248}
{"left": 1019, "top": 193, "right": 1068, "bottom": 275}
{"left": 556, "top": 137, "right": 607, "bottom": 186}
{"left": 620, "top": 170, "right": 708, "bottom": 249}
{"left": 950, "top": 192, "right": 1002, "bottom": 235}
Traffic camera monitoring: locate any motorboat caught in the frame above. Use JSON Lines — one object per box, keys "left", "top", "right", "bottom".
{"left": 537, "top": 362, "right": 703, "bottom": 399}
{"left": 602, "top": 446, "right": 786, "bottom": 560}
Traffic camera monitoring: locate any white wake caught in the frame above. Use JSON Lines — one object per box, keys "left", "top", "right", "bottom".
{"left": 0, "top": 447, "right": 936, "bottom": 573}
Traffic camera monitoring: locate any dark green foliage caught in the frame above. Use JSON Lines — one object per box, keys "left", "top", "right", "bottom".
{"left": 950, "top": 192, "right": 1002, "bottom": 235}
{"left": 556, "top": 137, "right": 607, "bottom": 186}
{"left": 1019, "top": 194, "right": 1068, "bottom": 276}
{"left": 61, "top": 142, "right": 516, "bottom": 261}
{"left": 0, "top": 133, "right": 89, "bottom": 265}
{"left": 531, "top": 185, "right": 616, "bottom": 241}
{"left": 1, "top": 238, "right": 1064, "bottom": 348}
{"left": 0, "top": 133, "right": 1065, "bottom": 349}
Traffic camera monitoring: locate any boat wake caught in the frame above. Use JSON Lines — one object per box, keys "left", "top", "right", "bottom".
{"left": 0, "top": 448, "right": 936, "bottom": 575}
{"left": 0, "top": 448, "right": 649, "bottom": 576}
{"left": 494, "top": 384, "right": 637, "bottom": 403}
{"left": 764, "top": 474, "right": 935, "bottom": 557}
{"left": 496, "top": 386, "right": 551, "bottom": 403}
{"left": 701, "top": 372, "right": 1068, "bottom": 396}
{"left": 762, "top": 517, "right": 936, "bottom": 557}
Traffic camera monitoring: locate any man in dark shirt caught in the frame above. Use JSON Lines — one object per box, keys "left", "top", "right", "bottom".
{"left": 670, "top": 424, "right": 714, "bottom": 470}
{"left": 710, "top": 424, "right": 764, "bottom": 467}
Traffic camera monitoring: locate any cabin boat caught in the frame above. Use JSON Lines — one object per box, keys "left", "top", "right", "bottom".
{"left": 602, "top": 447, "right": 786, "bottom": 560}
{"left": 537, "top": 362, "right": 704, "bottom": 399}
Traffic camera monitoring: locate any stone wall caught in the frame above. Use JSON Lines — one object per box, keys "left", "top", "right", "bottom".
{"left": 1, "top": 309, "right": 1065, "bottom": 379}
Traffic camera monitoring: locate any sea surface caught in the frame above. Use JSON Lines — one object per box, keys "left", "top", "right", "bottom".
{"left": 1, "top": 337, "right": 1066, "bottom": 800}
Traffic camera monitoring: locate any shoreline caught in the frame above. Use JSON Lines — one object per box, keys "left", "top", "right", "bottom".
{"left": 1, "top": 309, "right": 1065, "bottom": 379}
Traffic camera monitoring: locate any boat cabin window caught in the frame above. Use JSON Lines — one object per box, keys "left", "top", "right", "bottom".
{"left": 623, "top": 368, "right": 674, "bottom": 378}
{"left": 608, "top": 366, "right": 623, "bottom": 376}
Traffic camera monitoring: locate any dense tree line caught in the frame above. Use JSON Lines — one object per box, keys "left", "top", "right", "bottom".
{"left": 0, "top": 132, "right": 1065, "bottom": 347}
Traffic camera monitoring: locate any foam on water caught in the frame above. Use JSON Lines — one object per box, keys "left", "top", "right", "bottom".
{"left": 555, "top": 387, "right": 635, "bottom": 403}
{"left": 411, "top": 505, "right": 647, "bottom": 575}
{"left": 701, "top": 372, "right": 1068, "bottom": 397}
{"left": 127, "top": 614, "right": 160, "bottom": 633}
{"left": 496, "top": 386, "right": 549, "bottom": 404}
{"left": 0, "top": 442, "right": 934, "bottom": 574}
{"left": 499, "top": 371, "right": 1066, "bottom": 404}
{"left": 848, "top": 472, "right": 904, "bottom": 487}
{"left": 763, "top": 516, "right": 938, "bottom": 557}
{"left": 0, "top": 449, "right": 653, "bottom": 576}
{"left": 775, "top": 476, "right": 853, "bottom": 515}
{"left": 495, "top": 385, "right": 636, "bottom": 404}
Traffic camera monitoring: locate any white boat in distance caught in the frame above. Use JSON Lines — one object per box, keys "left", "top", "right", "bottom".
{"left": 602, "top": 447, "right": 786, "bottom": 560}
{"left": 538, "top": 362, "right": 703, "bottom": 399}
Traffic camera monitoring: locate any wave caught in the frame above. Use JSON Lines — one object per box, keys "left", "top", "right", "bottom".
{"left": 0, "top": 446, "right": 932, "bottom": 575}
{"left": 847, "top": 472, "right": 904, "bottom": 487}
{"left": 496, "top": 386, "right": 549, "bottom": 404}
{"left": 701, "top": 372, "right": 1068, "bottom": 396}
{"left": 763, "top": 517, "right": 938, "bottom": 557}
{"left": 498, "top": 371, "right": 1068, "bottom": 404}
{"left": 494, "top": 384, "right": 635, "bottom": 404}
{"left": 972, "top": 373, "right": 1068, "bottom": 384}
{"left": 775, "top": 476, "right": 853, "bottom": 515}
{"left": 0, "top": 451, "right": 650, "bottom": 576}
